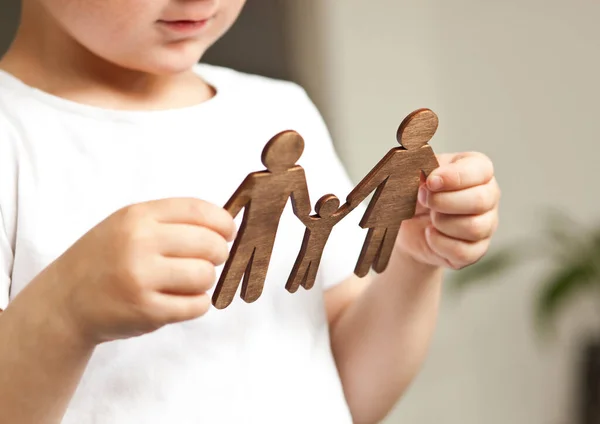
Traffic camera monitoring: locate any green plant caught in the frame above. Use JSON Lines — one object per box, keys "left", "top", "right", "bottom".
{"left": 449, "top": 208, "right": 600, "bottom": 335}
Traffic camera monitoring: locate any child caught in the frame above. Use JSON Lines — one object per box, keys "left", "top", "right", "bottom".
{"left": 286, "top": 194, "right": 351, "bottom": 294}
{"left": 0, "top": 1, "right": 501, "bottom": 423}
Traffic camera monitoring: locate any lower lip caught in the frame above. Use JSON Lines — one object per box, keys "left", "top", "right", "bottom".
{"left": 158, "top": 19, "right": 211, "bottom": 35}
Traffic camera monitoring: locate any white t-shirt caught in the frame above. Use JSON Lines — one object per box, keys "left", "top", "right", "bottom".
{"left": 0, "top": 63, "right": 368, "bottom": 423}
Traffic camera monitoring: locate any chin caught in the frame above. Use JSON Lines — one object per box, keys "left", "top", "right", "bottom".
{"left": 145, "top": 62, "right": 200, "bottom": 76}
{"left": 120, "top": 46, "right": 208, "bottom": 76}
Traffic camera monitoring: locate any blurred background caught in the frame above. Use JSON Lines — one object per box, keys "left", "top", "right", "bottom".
{"left": 2, "top": 1, "right": 600, "bottom": 423}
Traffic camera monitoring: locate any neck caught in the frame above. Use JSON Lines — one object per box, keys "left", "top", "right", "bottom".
{"left": 0, "top": 2, "right": 213, "bottom": 111}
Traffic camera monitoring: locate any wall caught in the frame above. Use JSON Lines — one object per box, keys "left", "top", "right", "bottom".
{"left": 288, "top": 1, "right": 600, "bottom": 423}
{"left": 203, "top": 0, "right": 292, "bottom": 81}
{"left": 0, "top": 0, "right": 19, "bottom": 56}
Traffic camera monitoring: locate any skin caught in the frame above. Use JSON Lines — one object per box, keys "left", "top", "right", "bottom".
{"left": 326, "top": 153, "right": 499, "bottom": 423}
{"left": 0, "top": 1, "right": 501, "bottom": 423}
{"left": 1, "top": 0, "right": 247, "bottom": 109}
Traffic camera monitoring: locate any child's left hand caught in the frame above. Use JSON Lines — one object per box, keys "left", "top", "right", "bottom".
{"left": 397, "top": 152, "right": 500, "bottom": 270}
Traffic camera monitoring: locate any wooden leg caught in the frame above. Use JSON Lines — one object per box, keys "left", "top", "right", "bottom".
{"left": 302, "top": 259, "right": 321, "bottom": 290}
{"left": 241, "top": 243, "right": 274, "bottom": 303}
{"left": 286, "top": 258, "right": 311, "bottom": 294}
{"left": 212, "top": 246, "right": 255, "bottom": 309}
{"left": 373, "top": 223, "right": 401, "bottom": 273}
{"left": 354, "top": 228, "right": 386, "bottom": 278}
{"left": 286, "top": 231, "right": 311, "bottom": 293}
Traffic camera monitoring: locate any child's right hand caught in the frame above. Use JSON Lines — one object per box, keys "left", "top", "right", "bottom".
{"left": 47, "top": 198, "right": 236, "bottom": 345}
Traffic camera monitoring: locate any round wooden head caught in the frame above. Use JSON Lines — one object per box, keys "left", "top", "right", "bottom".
{"left": 396, "top": 108, "right": 439, "bottom": 150}
{"left": 261, "top": 130, "right": 305, "bottom": 172}
{"left": 315, "top": 194, "right": 340, "bottom": 218}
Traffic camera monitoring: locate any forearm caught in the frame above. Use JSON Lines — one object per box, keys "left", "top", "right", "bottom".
{"left": 330, "top": 251, "right": 443, "bottom": 424}
{"left": 0, "top": 266, "right": 95, "bottom": 424}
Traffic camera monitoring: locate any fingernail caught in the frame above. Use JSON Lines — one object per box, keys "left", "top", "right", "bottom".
{"left": 428, "top": 175, "right": 444, "bottom": 191}
{"left": 418, "top": 186, "right": 428, "bottom": 205}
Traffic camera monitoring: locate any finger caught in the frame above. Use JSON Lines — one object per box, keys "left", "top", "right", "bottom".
{"left": 427, "top": 152, "right": 494, "bottom": 192}
{"left": 431, "top": 209, "right": 498, "bottom": 242}
{"left": 425, "top": 226, "right": 490, "bottom": 270}
{"left": 152, "top": 257, "right": 217, "bottom": 295}
{"left": 419, "top": 179, "right": 499, "bottom": 215}
{"left": 148, "top": 292, "right": 212, "bottom": 325}
{"left": 414, "top": 183, "right": 430, "bottom": 215}
{"left": 156, "top": 224, "right": 230, "bottom": 265}
{"left": 148, "top": 198, "right": 237, "bottom": 242}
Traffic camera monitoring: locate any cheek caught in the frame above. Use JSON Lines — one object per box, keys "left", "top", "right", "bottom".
{"left": 41, "top": 0, "right": 246, "bottom": 73}
{"left": 57, "top": 0, "right": 159, "bottom": 48}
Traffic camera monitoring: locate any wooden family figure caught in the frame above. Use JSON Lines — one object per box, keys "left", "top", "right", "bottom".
{"left": 212, "top": 108, "right": 440, "bottom": 310}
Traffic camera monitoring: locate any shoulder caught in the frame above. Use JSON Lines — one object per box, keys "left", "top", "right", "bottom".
{"left": 0, "top": 72, "right": 31, "bottom": 157}
{"left": 194, "top": 62, "right": 333, "bottom": 149}
{"left": 0, "top": 107, "right": 21, "bottom": 193}
{"left": 193, "top": 63, "right": 321, "bottom": 125}
{"left": 0, "top": 105, "right": 21, "bottom": 161}
{"left": 0, "top": 104, "right": 21, "bottom": 245}
{"left": 0, "top": 95, "right": 23, "bottom": 215}
{"left": 193, "top": 64, "right": 343, "bottom": 174}
{"left": 194, "top": 63, "right": 309, "bottom": 101}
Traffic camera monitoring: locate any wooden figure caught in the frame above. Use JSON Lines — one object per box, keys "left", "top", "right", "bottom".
{"left": 285, "top": 194, "right": 351, "bottom": 293}
{"left": 212, "top": 130, "right": 313, "bottom": 309}
{"left": 346, "top": 108, "right": 440, "bottom": 278}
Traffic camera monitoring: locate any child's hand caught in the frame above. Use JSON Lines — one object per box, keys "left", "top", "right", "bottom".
{"left": 397, "top": 152, "right": 500, "bottom": 270}
{"left": 47, "top": 198, "right": 236, "bottom": 345}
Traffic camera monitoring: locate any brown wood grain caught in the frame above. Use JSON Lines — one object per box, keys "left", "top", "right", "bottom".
{"left": 347, "top": 108, "right": 440, "bottom": 277}
{"left": 212, "top": 130, "right": 313, "bottom": 309}
{"left": 213, "top": 108, "right": 441, "bottom": 309}
{"left": 285, "top": 194, "right": 351, "bottom": 293}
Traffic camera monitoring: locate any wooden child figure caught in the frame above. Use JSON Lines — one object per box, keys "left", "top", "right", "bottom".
{"left": 347, "top": 108, "right": 440, "bottom": 278}
{"left": 285, "top": 194, "right": 351, "bottom": 294}
{"left": 212, "top": 130, "right": 313, "bottom": 309}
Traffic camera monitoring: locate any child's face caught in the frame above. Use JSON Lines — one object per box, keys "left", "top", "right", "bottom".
{"left": 35, "top": 0, "right": 247, "bottom": 74}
